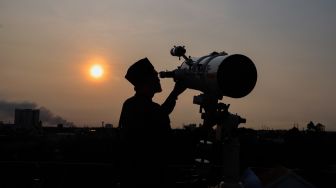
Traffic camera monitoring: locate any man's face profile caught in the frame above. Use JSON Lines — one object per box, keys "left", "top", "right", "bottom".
{"left": 125, "top": 57, "right": 162, "bottom": 94}
{"left": 148, "top": 69, "right": 162, "bottom": 93}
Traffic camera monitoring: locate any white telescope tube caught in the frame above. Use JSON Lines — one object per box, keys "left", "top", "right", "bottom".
{"left": 165, "top": 52, "right": 257, "bottom": 99}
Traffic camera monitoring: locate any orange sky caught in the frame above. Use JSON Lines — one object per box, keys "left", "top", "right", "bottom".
{"left": 0, "top": 0, "right": 335, "bottom": 130}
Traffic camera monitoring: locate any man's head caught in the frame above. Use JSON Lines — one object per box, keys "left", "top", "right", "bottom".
{"left": 125, "top": 58, "right": 162, "bottom": 94}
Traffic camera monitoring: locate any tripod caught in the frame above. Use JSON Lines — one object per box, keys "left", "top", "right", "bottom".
{"left": 193, "top": 93, "right": 246, "bottom": 188}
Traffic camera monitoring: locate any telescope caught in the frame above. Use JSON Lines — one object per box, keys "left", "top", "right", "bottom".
{"left": 160, "top": 46, "right": 258, "bottom": 186}
{"left": 160, "top": 46, "right": 257, "bottom": 99}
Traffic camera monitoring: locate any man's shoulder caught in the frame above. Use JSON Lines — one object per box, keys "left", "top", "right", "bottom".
{"left": 123, "top": 95, "right": 160, "bottom": 108}
{"left": 124, "top": 95, "right": 136, "bottom": 104}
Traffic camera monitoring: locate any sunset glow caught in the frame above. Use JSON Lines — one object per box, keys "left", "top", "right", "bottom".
{"left": 1, "top": 1, "right": 336, "bottom": 130}
{"left": 90, "top": 64, "right": 104, "bottom": 79}
{"left": 85, "top": 56, "right": 109, "bottom": 81}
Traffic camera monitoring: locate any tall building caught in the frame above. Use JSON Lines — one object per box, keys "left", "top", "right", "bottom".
{"left": 14, "top": 109, "right": 40, "bottom": 129}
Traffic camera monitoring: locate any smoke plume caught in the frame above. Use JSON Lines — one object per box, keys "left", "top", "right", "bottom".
{"left": 0, "top": 100, "right": 74, "bottom": 127}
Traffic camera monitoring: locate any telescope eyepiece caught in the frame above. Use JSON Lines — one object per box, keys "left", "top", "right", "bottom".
{"left": 159, "top": 71, "right": 175, "bottom": 78}
{"left": 239, "top": 117, "right": 246, "bottom": 124}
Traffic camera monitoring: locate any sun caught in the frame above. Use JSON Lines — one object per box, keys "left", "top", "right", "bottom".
{"left": 83, "top": 56, "right": 110, "bottom": 82}
{"left": 90, "top": 64, "right": 104, "bottom": 79}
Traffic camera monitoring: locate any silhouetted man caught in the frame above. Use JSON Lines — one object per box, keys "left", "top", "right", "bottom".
{"left": 118, "top": 57, "right": 185, "bottom": 188}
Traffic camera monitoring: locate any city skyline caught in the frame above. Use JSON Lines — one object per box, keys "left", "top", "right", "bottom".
{"left": 1, "top": 0, "right": 335, "bottom": 130}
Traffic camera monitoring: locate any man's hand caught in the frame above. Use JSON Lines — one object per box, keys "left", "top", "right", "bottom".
{"left": 171, "top": 81, "right": 187, "bottom": 99}
{"left": 162, "top": 81, "right": 187, "bottom": 114}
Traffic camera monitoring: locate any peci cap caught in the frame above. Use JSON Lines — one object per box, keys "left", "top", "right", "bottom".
{"left": 125, "top": 57, "right": 156, "bottom": 86}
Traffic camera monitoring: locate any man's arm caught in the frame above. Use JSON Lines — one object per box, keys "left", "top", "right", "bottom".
{"left": 161, "top": 82, "right": 186, "bottom": 114}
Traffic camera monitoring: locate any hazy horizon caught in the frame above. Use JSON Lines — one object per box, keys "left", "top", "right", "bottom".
{"left": 1, "top": 0, "right": 335, "bottom": 130}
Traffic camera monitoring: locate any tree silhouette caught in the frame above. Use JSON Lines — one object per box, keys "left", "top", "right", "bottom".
{"left": 307, "top": 121, "right": 316, "bottom": 131}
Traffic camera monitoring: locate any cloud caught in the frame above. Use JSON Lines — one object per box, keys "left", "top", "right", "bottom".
{"left": 0, "top": 100, "right": 74, "bottom": 127}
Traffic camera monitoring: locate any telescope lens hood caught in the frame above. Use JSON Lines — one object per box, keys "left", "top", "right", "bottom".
{"left": 217, "top": 54, "right": 257, "bottom": 98}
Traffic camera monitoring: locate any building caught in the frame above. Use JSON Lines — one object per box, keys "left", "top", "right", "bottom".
{"left": 14, "top": 109, "right": 41, "bottom": 129}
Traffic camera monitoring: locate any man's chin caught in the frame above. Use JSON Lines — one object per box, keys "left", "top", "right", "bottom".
{"left": 155, "top": 85, "right": 162, "bottom": 93}
{"left": 156, "top": 87, "right": 162, "bottom": 93}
